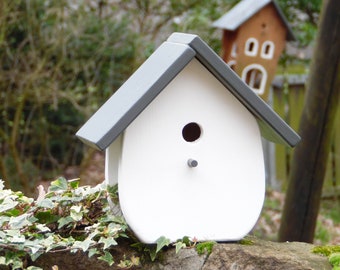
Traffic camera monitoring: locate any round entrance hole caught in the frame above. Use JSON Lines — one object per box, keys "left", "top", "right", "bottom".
{"left": 182, "top": 122, "right": 201, "bottom": 142}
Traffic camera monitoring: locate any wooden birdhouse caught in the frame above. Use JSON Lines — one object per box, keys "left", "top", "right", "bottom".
{"left": 213, "top": 0, "right": 295, "bottom": 101}
{"left": 76, "top": 33, "right": 300, "bottom": 243}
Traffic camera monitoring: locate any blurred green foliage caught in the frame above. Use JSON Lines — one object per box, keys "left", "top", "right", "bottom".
{"left": 0, "top": 1, "right": 137, "bottom": 192}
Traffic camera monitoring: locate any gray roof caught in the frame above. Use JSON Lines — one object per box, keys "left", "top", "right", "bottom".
{"left": 76, "top": 32, "right": 300, "bottom": 150}
{"left": 212, "top": 0, "right": 295, "bottom": 41}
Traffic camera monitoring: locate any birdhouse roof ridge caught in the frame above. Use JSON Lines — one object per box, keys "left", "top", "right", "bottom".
{"left": 76, "top": 32, "right": 300, "bottom": 150}
{"left": 212, "top": 0, "right": 295, "bottom": 41}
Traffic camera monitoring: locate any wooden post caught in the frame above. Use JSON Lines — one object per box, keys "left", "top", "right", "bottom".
{"left": 279, "top": 0, "right": 340, "bottom": 242}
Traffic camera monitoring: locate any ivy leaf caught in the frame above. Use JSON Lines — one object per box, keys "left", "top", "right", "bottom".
{"left": 0, "top": 216, "right": 10, "bottom": 227}
{"left": 35, "top": 210, "right": 59, "bottom": 224}
{"left": 69, "top": 179, "right": 80, "bottom": 189}
{"left": 35, "top": 224, "right": 51, "bottom": 233}
{"left": 72, "top": 238, "right": 94, "bottom": 252}
{"left": 70, "top": 205, "right": 83, "bottom": 221}
{"left": 11, "top": 235, "right": 26, "bottom": 244}
{"left": 48, "top": 177, "right": 68, "bottom": 192}
{"left": 4, "top": 208, "right": 21, "bottom": 217}
{"left": 10, "top": 259, "right": 23, "bottom": 270}
{"left": 26, "top": 240, "right": 42, "bottom": 255}
{"left": 5, "top": 251, "right": 24, "bottom": 268}
{"left": 29, "top": 250, "right": 44, "bottom": 262}
{"left": 88, "top": 248, "right": 99, "bottom": 258}
{"left": 37, "top": 198, "right": 54, "bottom": 209}
{"left": 174, "top": 241, "right": 186, "bottom": 254}
{"left": 57, "top": 216, "right": 74, "bottom": 229}
{"left": 144, "top": 246, "right": 157, "bottom": 262}
{"left": 41, "top": 235, "right": 55, "bottom": 251}
{"left": 0, "top": 197, "right": 18, "bottom": 213}
{"left": 98, "top": 251, "right": 114, "bottom": 266}
{"left": 156, "top": 236, "right": 170, "bottom": 253}
{"left": 27, "top": 266, "right": 44, "bottom": 270}
{"left": 8, "top": 214, "right": 32, "bottom": 229}
{"left": 98, "top": 236, "right": 117, "bottom": 250}
{"left": 5, "top": 229, "right": 20, "bottom": 237}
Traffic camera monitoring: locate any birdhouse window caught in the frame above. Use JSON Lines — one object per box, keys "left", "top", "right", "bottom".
{"left": 244, "top": 38, "right": 258, "bottom": 57}
{"left": 242, "top": 64, "right": 267, "bottom": 95}
{"left": 182, "top": 122, "right": 201, "bottom": 142}
{"left": 261, "top": 41, "right": 275, "bottom": 59}
{"left": 231, "top": 43, "right": 238, "bottom": 57}
{"left": 227, "top": 60, "right": 236, "bottom": 70}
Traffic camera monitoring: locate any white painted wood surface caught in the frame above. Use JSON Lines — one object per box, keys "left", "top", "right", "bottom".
{"left": 114, "top": 59, "right": 265, "bottom": 243}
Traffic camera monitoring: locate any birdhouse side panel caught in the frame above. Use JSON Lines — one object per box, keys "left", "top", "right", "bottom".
{"left": 117, "top": 58, "right": 265, "bottom": 243}
{"left": 105, "top": 135, "right": 123, "bottom": 186}
{"left": 222, "top": 30, "right": 238, "bottom": 64}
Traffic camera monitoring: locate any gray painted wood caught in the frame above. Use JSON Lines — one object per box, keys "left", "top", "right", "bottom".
{"left": 76, "top": 32, "right": 300, "bottom": 150}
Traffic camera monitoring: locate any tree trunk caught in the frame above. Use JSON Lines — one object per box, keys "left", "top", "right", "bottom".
{"left": 279, "top": 0, "right": 340, "bottom": 243}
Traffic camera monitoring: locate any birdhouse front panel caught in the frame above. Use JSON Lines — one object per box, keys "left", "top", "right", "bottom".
{"left": 117, "top": 58, "right": 265, "bottom": 243}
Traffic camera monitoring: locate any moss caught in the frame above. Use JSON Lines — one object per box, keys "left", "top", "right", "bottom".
{"left": 312, "top": 245, "right": 340, "bottom": 257}
{"left": 238, "top": 237, "right": 255, "bottom": 246}
{"left": 195, "top": 241, "right": 216, "bottom": 255}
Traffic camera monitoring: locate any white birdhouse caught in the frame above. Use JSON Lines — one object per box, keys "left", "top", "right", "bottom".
{"left": 76, "top": 33, "right": 300, "bottom": 243}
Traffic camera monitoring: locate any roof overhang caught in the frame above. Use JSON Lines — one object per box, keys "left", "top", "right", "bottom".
{"left": 76, "top": 33, "right": 300, "bottom": 150}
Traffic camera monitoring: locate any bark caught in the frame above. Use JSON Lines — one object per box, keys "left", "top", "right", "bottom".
{"left": 279, "top": 0, "right": 340, "bottom": 242}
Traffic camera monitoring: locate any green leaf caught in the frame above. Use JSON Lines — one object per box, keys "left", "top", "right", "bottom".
{"left": 10, "top": 259, "right": 23, "bottom": 270}
{"left": 27, "top": 242, "right": 42, "bottom": 255}
{"left": 9, "top": 214, "right": 32, "bottom": 229}
{"left": 11, "top": 234, "right": 26, "bottom": 243}
{"left": 37, "top": 198, "right": 54, "bottom": 209}
{"left": 0, "top": 197, "right": 18, "bottom": 213}
{"left": 49, "top": 177, "right": 68, "bottom": 192}
{"left": 29, "top": 250, "right": 44, "bottom": 262}
{"left": 35, "top": 223, "right": 51, "bottom": 232}
{"left": 27, "top": 266, "right": 44, "bottom": 270}
{"left": 72, "top": 238, "right": 94, "bottom": 252}
{"left": 5, "top": 251, "right": 23, "bottom": 268}
{"left": 0, "top": 216, "right": 10, "bottom": 226}
{"left": 4, "top": 229, "right": 20, "bottom": 237}
{"left": 4, "top": 208, "right": 21, "bottom": 217}
{"left": 174, "top": 241, "right": 186, "bottom": 254}
{"left": 88, "top": 248, "right": 99, "bottom": 258}
{"left": 41, "top": 235, "right": 55, "bottom": 251}
{"left": 98, "top": 251, "right": 114, "bottom": 266}
{"left": 70, "top": 205, "right": 83, "bottom": 221}
{"left": 69, "top": 179, "right": 80, "bottom": 189}
{"left": 98, "top": 236, "right": 117, "bottom": 250}
{"left": 156, "top": 236, "right": 170, "bottom": 253}
{"left": 35, "top": 211, "right": 59, "bottom": 224}
{"left": 144, "top": 246, "right": 157, "bottom": 262}
{"left": 181, "top": 236, "right": 191, "bottom": 246}
{"left": 57, "top": 216, "right": 74, "bottom": 229}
